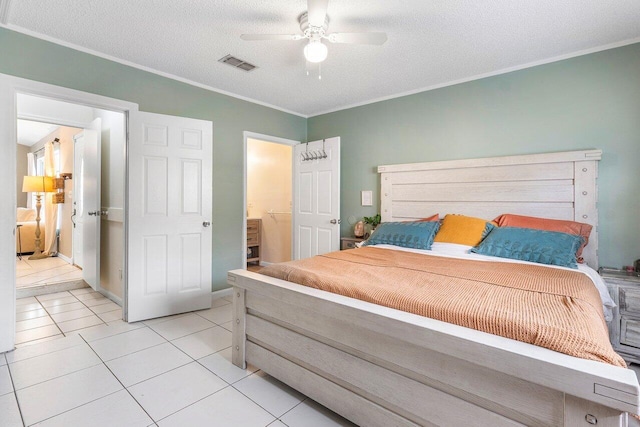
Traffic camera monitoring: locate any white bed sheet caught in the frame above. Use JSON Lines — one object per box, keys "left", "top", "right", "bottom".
{"left": 366, "top": 242, "right": 615, "bottom": 322}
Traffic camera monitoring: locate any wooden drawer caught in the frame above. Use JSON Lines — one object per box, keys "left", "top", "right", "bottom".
{"left": 247, "top": 233, "right": 259, "bottom": 245}
{"left": 620, "top": 287, "right": 640, "bottom": 314}
{"left": 247, "top": 220, "right": 260, "bottom": 233}
{"left": 621, "top": 317, "right": 640, "bottom": 348}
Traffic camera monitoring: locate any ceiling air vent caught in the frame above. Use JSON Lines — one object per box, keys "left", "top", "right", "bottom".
{"left": 219, "top": 55, "right": 257, "bottom": 72}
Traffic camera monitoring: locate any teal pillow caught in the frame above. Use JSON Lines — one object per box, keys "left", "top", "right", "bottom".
{"left": 471, "top": 227, "right": 584, "bottom": 268}
{"left": 362, "top": 221, "right": 440, "bottom": 250}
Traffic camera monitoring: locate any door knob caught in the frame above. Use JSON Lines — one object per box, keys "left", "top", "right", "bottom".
{"left": 330, "top": 219, "right": 341, "bottom": 224}
{"left": 203, "top": 221, "right": 211, "bottom": 227}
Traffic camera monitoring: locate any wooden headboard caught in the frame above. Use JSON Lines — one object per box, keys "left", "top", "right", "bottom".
{"left": 378, "top": 150, "right": 602, "bottom": 268}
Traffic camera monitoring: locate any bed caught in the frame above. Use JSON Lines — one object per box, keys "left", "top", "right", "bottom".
{"left": 227, "top": 149, "right": 640, "bottom": 426}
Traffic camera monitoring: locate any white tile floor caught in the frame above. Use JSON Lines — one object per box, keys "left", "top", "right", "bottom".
{"left": 2, "top": 296, "right": 356, "bottom": 427}
{"left": 16, "top": 256, "right": 83, "bottom": 289}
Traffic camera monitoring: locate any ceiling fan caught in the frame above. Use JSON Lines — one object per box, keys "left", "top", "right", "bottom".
{"left": 240, "top": 0, "right": 387, "bottom": 65}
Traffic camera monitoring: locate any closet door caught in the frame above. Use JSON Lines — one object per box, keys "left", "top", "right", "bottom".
{"left": 293, "top": 137, "right": 341, "bottom": 259}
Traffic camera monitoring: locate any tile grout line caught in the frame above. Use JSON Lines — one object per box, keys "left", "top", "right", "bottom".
{"left": 5, "top": 360, "right": 27, "bottom": 427}
{"left": 78, "top": 334, "right": 158, "bottom": 424}
{"left": 230, "top": 370, "right": 299, "bottom": 421}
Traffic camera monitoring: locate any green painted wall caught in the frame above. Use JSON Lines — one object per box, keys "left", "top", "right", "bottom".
{"left": 3, "top": 26, "right": 639, "bottom": 283}
{"left": 308, "top": 43, "right": 640, "bottom": 267}
{"left": 0, "top": 28, "right": 307, "bottom": 291}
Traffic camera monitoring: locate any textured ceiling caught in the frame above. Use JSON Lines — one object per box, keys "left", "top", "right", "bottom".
{"left": 4, "top": 0, "right": 640, "bottom": 116}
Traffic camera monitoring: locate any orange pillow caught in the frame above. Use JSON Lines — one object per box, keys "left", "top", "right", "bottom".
{"left": 434, "top": 214, "right": 495, "bottom": 246}
{"left": 493, "top": 214, "right": 592, "bottom": 262}
{"left": 416, "top": 214, "right": 440, "bottom": 222}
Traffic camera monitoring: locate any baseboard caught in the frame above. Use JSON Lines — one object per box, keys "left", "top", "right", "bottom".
{"left": 99, "top": 287, "right": 123, "bottom": 306}
{"left": 57, "top": 253, "right": 72, "bottom": 264}
{"left": 212, "top": 288, "right": 232, "bottom": 300}
{"left": 260, "top": 261, "right": 273, "bottom": 267}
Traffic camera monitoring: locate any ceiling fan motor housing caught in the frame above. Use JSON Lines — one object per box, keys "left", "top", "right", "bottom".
{"left": 299, "top": 11, "right": 329, "bottom": 40}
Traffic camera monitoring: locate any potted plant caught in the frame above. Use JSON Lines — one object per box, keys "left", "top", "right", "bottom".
{"left": 363, "top": 213, "right": 381, "bottom": 237}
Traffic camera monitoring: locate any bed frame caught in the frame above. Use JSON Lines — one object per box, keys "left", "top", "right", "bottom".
{"left": 228, "top": 150, "right": 639, "bottom": 426}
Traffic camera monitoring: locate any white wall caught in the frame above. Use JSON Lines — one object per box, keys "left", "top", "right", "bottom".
{"left": 247, "top": 138, "right": 292, "bottom": 264}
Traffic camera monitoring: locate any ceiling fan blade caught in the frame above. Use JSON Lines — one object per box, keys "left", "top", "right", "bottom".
{"left": 240, "top": 34, "right": 302, "bottom": 41}
{"left": 307, "top": 0, "right": 329, "bottom": 27}
{"left": 326, "top": 32, "right": 388, "bottom": 45}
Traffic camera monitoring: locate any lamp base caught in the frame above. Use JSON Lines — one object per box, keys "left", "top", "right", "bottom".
{"left": 28, "top": 250, "right": 49, "bottom": 261}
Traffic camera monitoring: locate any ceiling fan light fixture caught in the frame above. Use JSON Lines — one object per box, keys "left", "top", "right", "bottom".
{"left": 304, "top": 40, "right": 328, "bottom": 63}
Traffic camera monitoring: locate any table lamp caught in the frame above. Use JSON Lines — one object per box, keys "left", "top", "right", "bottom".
{"left": 22, "top": 175, "right": 55, "bottom": 260}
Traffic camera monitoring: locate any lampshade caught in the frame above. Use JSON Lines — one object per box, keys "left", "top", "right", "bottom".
{"left": 304, "top": 40, "right": 328, "bottom": 63}
{"left": 22, "top": 176, "right": 55, "bottom": 193}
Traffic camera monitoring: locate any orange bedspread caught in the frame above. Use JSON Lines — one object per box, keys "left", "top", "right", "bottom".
{"left": 260, "top": 247, "right": 625, "bottom": 367}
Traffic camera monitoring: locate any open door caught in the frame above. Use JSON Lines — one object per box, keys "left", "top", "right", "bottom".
{"left": 293, "top": 137, "right": 341, "bottom": 259}
{"left": 126, "top": 112, "right": 213, "bottom": 322}
{"left": 73, "top": 121, "right": 101, "bottom": 289}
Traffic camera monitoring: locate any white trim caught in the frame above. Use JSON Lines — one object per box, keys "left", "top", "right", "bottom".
{"left": 242, "top": 131, "right": 300, "bottom": 269}
{"left": 0, "top": 24, "right": 307, "bottom": 118}
{"left": 57, "top": 252, "right": 72, "bottom": 264}
{"left": 260, "top": 261, "right": 273, "bottom": 267}
{"left": 212, "top": 287, "right": 233, "bottom": 300}
{"left": 17, "top": 112, "right": 89, "bottom": 130}
{"left": 0, "top": 0, "right": 11, "bottom": 25}
{"left": 309, "top": 37, "right": 640, "bottom": 117}
{"left": 0, "top": 73, "right": 135, "bottom": 349}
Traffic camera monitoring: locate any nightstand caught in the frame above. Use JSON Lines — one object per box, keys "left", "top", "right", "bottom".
{"left": 602, "top": 270, "right": 640, "bottom": 363}
{"left": 341, "top": 237, "right": 364, "bottom": 250}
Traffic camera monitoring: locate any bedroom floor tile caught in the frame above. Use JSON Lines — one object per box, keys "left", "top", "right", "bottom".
{"left": 5, "top": 334, "right": 84, "bottom": 364}
{"left": 56, "top": 314, "right": 105, "bottom": 333}
{"left": 2, "top": 305, "right": 354, "bottom": 427}
{"left": 198, "top": 347, "right": 258, "bottom": 384}
{"left": 170, "top": 326, "right": 231, "bottom": 359}
{"left": 16, "top": 364, "right": 123, "bottom": 426}
{"left": 0, "top": 365, "right": 13, "bottom": 395}
{"left": 128, "top": 362, "right": 227, "bottom": 421}
{"left": 157, "top": 386, "right": 275, "bottom": 427}
{"left": 234, "top": 371, "right": 305, "bottom": 418}
{"left": 279, "top": 399, "right": 357, "bottom": 427}
{"left": 106, "top": 342, "right": 191, "bottom": 387}
{"left": 9, "top": 342, "right": 102, "bottom": 390}
{"left": 97, "top": 308, "right": 123, "bottom": 323}
{"left": 89, "top": 327, "right": 165, "bottom": 361}
{"left": 15, "top": 324, "right": 61, "bottom": 345}
{"left": 148, "top": 313, "right": 214, "bottom": 341}
{"left": 35, "top": 389, "right": 152, "bottom": 427}
{"left": 0, "top": 392, "right": 22, "bottom": 427}
{"left": 195, "top": 304, "right": 232, "bottom": 325}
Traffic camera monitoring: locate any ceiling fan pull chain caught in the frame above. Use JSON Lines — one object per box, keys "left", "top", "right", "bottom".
{"left": 318, "top": 62, "right": 322, "bottom": 80}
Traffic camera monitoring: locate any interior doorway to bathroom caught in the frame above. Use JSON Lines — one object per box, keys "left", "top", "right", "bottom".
{"left": 244, "top": 133, "right": 297, "bottom": 272}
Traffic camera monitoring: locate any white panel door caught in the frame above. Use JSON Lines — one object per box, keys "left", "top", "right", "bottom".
{"left": 293, "top": 137, "right": 340, "bottom": 259}
{"left": 127, "top": 111, "right": 213, "bottom": 322}
{"left": 73, "top": 123, "right": 101, "bottom": 289}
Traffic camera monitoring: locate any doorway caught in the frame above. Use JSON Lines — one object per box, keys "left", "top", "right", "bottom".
{"left": 12, "top": 93, "right": 127, "bottom": 345}
{"left": 243, "top": 132, "right": 299, "bottom": 271}
{"left": 16, "top": 120, "right": 83, "bottom": 293}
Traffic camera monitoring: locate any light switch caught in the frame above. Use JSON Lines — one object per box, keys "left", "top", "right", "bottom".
{"left": 361, "top": 190, "right": 372, "bottom": 206}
